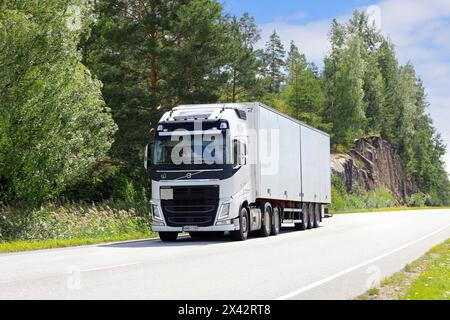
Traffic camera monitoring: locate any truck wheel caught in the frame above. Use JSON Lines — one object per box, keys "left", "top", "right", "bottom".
{"left": 231, "top": 207, "right": 249, "bottom": 241}
{"left": 159, "top": 232, "right": 178, "bottom": 242}
{"left": 295, "top": 203, "right": 309, "bottom": 231}
{"left": 271, "top": 207, "right": 281, "bottom": 236}
{"left": 313, "top": 204, "right": 320, "bottom": 228}
{"left": 259, "top": 203, "right": 272, "bottom": 237}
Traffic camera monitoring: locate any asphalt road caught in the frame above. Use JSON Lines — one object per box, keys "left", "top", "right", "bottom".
{"left": 1, "top": 210, "right": 449, "bottom": 300}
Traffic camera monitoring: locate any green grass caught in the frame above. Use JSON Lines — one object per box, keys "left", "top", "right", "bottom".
{"left": 357, "top": 239, "right": 450, "bottom": 300}
{"left": 330, "top": 206, "right": 450, "bottom": 215}
{"left": 367, "top": 287, "right": 380, "bottom": 296}
{"left": 0, "top": 232, "right": 158, "bottom": 253}
{"left": 0, "top": 201, "right": 157, "bottom": 253}
{"left": 404, "top": 240, "right": 450, "bottom": 300}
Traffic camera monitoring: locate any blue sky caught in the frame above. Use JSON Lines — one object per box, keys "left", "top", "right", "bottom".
{"left": 223, "top": 0, "right": 450, "bottom": 174}
{"left": 223, "top": 0, "right": 376, "bottom": 24}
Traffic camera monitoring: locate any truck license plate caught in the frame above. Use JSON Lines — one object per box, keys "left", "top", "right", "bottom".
{"left": 182, "top": 226, "right": 199, "bottom": 232}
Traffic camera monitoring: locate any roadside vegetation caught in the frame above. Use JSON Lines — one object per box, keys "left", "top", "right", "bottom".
{"left": 0, "top": 200, "right": 156, "bottom": 253}
{"left": 0, "top": 1, "right": 449, "bottom": 251}
{"left": 329, "top": 174, "right": 450, "bottom": 213}
{"left": 330, "top": 207, "right": 450, "bottom": 215}
{"left": 358, "top": 239, "right": 450, "bottom": 300}
{"left": 330, "top": 174, "right": 396, "bottom": 212}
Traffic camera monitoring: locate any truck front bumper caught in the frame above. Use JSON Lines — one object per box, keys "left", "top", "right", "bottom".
{"left": 152, "top": 220, "right": 239, "bottom": 233}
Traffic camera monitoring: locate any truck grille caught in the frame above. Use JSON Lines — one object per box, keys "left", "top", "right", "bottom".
{"left": 161, "top": 186, "right": 219, "bottom": 227}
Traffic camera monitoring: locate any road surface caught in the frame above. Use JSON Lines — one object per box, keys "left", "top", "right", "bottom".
{"left": 0, "top": 210, "right": 449, "bottom": 300}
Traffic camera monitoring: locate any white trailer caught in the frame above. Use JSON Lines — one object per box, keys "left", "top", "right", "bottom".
{"left": 146, "top": 102, "right": 331, "bottom": 241}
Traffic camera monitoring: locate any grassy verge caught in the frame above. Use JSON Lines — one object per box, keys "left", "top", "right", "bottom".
{"left": 330, "top": 206, "right": 450, "bottom": 215}
{"left": 0, "top": 201, "right": 157, "bottom": 253}
{"left": 357, "top": 239, "right": 450, "bottom": 300}
{"left": 0, "top": 232, "right": 158, "bottom": 253}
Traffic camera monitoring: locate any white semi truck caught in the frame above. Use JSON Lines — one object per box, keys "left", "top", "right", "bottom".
{"left": 145, "top": 102, "right": 331, "bottom": 242}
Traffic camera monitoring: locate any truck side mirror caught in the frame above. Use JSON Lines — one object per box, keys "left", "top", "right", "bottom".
{"left": 241, "top": 142, "right": 248, "bottom": 165}
{"left": 144, "top": 143, "right": 153, "bottom": 170}
{"left": 240, "top": 155, "right": 247, "bottom": 166}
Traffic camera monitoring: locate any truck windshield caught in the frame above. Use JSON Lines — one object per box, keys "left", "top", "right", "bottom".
{"left": 154, "top": 134, "right": 227, "bottom": 165}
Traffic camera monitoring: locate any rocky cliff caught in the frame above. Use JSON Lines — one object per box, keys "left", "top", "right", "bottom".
{"left": 330, "top": 136, "right": 412, "bottom": 204}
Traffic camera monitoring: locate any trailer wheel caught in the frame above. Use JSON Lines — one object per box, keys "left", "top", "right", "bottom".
{"left": 159, "top": 232, "right": 178, "bottom": 242}
{"left": 271, "top": 207, "right": 281, "bottom": 236}
{"left": 259, "top": 203, "right": 272, "bottom": 237}
{"left": 231, "top": 207, "right": 249, "bottom": 241}
{"left": 295, "top": 203, "right": 309, "bottom": 231}
{"left": 313, "top": 204, "right": 320, "bottom": 228}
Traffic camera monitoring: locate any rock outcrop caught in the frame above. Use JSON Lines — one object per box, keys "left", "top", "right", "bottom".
{"left": 330, "top": 136, "right": 411, "bottom": 204}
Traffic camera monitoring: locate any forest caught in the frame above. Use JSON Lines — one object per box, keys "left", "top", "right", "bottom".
{"left": 1, "top": 0, "right": 449, "bottom": 245}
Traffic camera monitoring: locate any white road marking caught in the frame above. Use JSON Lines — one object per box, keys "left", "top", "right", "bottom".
{"left": 276, "top": 223, "right": 450, "bottom": 300}
{"left": 81, "top": 262, "right": 142, "bottom": 273}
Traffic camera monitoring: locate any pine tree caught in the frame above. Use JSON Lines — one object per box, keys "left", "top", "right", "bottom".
{"left": 263, "top": 30, "right": 286, "bottom": 94}
{"left": 220, "top": 13, "right": 261, "bottom": 102}
{"left": 284, "top": 42, "right": 307, "bottom": 117}
{"left": 283, "top": 43, "right": 329, "bottom": 131}
{"left": 377, "top": 39, "right": 402, "bottom": 143}
{"left": 286, "top": 41, "right": 307, "bottom": 73}
{"left": 83, "top": 0, "right": 230, "bottom": 171}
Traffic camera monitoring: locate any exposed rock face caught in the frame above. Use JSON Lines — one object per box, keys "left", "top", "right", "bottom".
{"left": 330, "top": 136, "right": 411, "bottom": 204}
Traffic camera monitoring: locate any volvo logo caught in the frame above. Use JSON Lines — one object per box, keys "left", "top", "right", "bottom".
{"left": 186, "top": 173, "right": 192, "bottom": 179}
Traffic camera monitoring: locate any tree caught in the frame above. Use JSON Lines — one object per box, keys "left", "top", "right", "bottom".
{"left": 363, "top": 53, "right": 385, "bottom": 134}
{"left": 262, "top": 30, "right": 286, "bottom": 94}
{"left": 83, "top": 0, "right": 230, "bottom": 172}
{"left": 220, "top": 13, "right": 261, "bottom": 102}
{"left": 286, "top": 41, "right": 307, "bottom": 73}
{"left": 340, "top": 10, "right": 385, "bottom": 136}
{"left": 283, "top": 43, "right": 330, "bottom": 131}
{"left": 284, "top": 42, "right": 307, "bottom": 117}
{"left": 376, "top": 39, "right": 403, "bottom": 144}
{"left": 324, "top": 31, "right": 367, "bottom": 146}
{"left": 0, "top": 1, "right": 117, "bottom": 204}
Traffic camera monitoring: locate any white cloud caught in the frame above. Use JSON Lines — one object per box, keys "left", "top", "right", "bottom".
{"left": 257, "top": 0, "right": 450, "bottom": 173}
{"left": 257, "top": 19, "right": 332, "bottom": 64}
{"left": 377, "top": 0, "right": 450, "bottom": 173}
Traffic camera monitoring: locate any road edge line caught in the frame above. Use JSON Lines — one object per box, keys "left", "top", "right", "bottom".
{"left": 276, "top": 223, "right": 450, "bottom": 300}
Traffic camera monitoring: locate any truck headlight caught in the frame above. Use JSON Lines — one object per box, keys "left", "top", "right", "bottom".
{"left": 217, "top": 203, "right": 230, "bottom": 221}
{"left": 151, "top": 204, "right": 164, "bottom": 221}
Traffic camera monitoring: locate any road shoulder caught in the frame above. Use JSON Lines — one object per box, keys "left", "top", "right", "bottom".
{"left": 357, "top": 238, "right": 450, "bottom": 300}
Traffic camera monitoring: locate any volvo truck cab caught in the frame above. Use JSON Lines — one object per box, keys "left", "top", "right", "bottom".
{"left": 148, "top": 104, "right": 253, "bottom": 241}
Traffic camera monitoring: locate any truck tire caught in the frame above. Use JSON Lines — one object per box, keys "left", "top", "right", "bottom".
{"left": 313, "top": 204, "right": 320, "bottom": 228}
{"left": 259, "top": 203, "right": 272, "bottom": 237}
{"left": 231, "top": 207, "right": 250, "bottom": 241}
{"left": 159, "top": 232, "right": 178, "bottom": 242}
{"left": 271, "top": 207, "right": 281, "bottom": 236}
{"left": 295, "top": 203, "right": 309, "bottom": 230}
